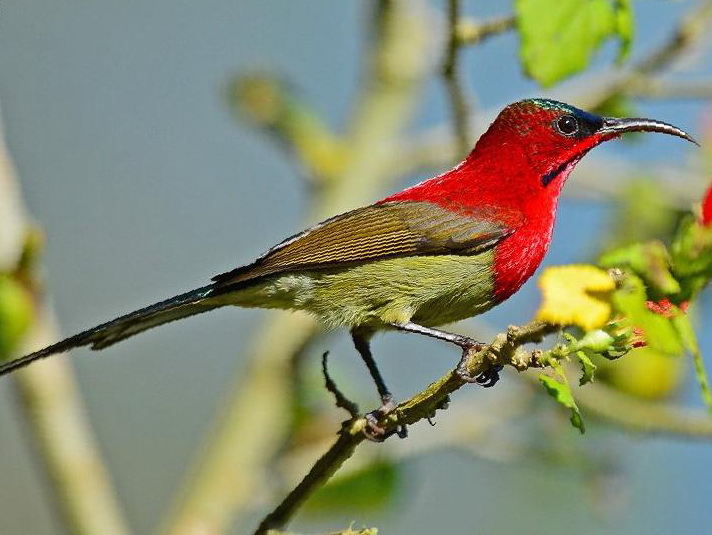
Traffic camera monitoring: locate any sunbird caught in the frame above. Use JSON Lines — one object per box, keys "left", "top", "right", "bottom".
{"left": 0, "top": 99, "right": 696, "bottom": 416}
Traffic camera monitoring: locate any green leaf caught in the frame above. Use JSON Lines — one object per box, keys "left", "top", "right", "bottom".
{"left": 539, "top": 373, "right": 585, "bottom": 433}
{"left": 305, "top": 460, "right": 400, "bottom": 514}
{"left": 0, "top": 275, "right": 34, "bottom": 361}
{"left": 576, "top": 351, "right": 597, "bottom": 385}
{"left": 516, "top": 0, "right": 634, "bottom": 87}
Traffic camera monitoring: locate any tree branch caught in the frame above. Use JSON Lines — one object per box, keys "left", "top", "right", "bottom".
{"left": 254, "top": 426, "right": 366, "bottom": 535}
{"left": 442, "top": 0, "right": 471, "bottom": 159}
{"left": 252, "top": 320, "right": 560, "bottom": 535}
{"left": 456, "top": 14, "right": 516, "bottom": 45}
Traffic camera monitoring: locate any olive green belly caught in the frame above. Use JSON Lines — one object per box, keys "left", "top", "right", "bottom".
{"left": 223, "top": 251, "right": 497, "bottom": 329}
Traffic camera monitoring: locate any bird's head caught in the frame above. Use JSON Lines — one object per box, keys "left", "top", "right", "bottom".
{"left": 471, "top": 98, "right": 697, "bottom": 199}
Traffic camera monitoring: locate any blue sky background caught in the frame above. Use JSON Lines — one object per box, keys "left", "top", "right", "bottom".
{"left": 0, "top": 1, "right": 710, "bottom": 534}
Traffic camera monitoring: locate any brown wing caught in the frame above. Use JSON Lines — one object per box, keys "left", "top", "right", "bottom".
{"left": 212, "top": 201, "right": 518, "bottom": 286}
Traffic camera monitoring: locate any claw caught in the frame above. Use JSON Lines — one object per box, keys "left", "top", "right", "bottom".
{"left": 457, "top": 361, "right": 503, "bottom": 387}
{"left": 475, "top": 364, "right": 503, "bottom": 387}
{"left": 362, "top": 401, "right": 407, "bottom": 442}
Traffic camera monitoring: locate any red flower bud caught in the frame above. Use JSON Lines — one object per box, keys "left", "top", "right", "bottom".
{"left": 646, "top": 298, "right": 675, "bottom": 318}
{"left": 702, "top": 181, "right": 712, "bottom": 226}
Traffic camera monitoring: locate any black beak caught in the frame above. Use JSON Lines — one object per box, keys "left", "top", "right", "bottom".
{"left": 599, "top": 117, "right": 699, "bottom": 146}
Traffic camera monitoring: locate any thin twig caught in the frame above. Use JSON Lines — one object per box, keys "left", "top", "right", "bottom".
{"left": 252, "top": 321, "right": 559, "bottom": 535}
{"left": 322, "top": 351, "right": 359, "bottom": 418}
{"left": 442, "top": 0, "right": 471, "bottom": 159}
{"left": 456, "top": 14, "right": 516, "bottom": 45}
{"left": 625, "top": 78, "right": 712, "bottom": 100}
{"left": 254, "top": 426, "right": 366, "bottom": 535}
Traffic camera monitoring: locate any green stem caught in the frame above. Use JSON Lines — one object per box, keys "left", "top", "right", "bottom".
{"left": 672, "top": 315, "right": 712, "bottom": 415}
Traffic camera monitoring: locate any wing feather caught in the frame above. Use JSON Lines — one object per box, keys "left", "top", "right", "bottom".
{"left": 213, "top": 201, "right": 517, "bottom": 286}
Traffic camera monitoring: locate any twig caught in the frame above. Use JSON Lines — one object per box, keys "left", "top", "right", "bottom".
{"left": 254, "top": 426, "right": 366, "bottom": 535}
{"left": 322, "top": 352, "right": 359, "bottom": 418}
{"left": 625, "top": 78, "right": 712, "bottom": 100}
{"left": 456, "top": 14, "right": 516, "bottom": 45}
{"left": 252, "top": 320, "right": 559, "bottom": 535}
{"left": 442, "top": 0, "right": 471, "bottom": 158}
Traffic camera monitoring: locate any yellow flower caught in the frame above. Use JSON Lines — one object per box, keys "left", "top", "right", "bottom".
{"left": 535, "top": 265, "right": 616, "bottom": 331}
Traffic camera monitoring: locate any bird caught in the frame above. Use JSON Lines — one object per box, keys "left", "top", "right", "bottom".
{"left": 0, "top": 98, "right": 696, "bottom": 421}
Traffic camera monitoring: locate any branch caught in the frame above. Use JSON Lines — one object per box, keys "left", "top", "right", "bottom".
{"left": 442, "top": 0, "right": 471, "bottom": 158}
{"left": 456, "top": 14, "right": 516, "bottom": 45}
{"left": 624, "top": 78, "right": 712, "bottom": 100}
{"left": 252, "top": 320, "right": 560, "bottom": 535}
{"left": 254, "top": 426, "right": 366, "bottom": 535}
{"left": 440, "top": 12, "right": 516, "bottom": 159}
{"left": 13, "top": 315, "right": 132, "bottom": 535}
{"left": 226, "top": 75, "right": 347, "bottom": 185}
{"left": 257, "top": 313, "right": 712, "bottom": 534}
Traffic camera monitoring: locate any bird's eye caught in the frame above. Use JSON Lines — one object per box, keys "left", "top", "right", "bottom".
{"left": 555, "top": 115, "right": 579, "bottom": 136}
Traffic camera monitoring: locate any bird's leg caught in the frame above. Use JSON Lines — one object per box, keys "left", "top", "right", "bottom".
{"left": 390, "top": 322, "right": 503, "bottom": 387}
{"left": 351, "top": 329, "right": 407, "bottom": 441}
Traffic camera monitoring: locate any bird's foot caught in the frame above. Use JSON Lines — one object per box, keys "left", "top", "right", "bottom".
{"left": 456, "top": 360, "right": 503, "bottom": 387}
{"left": 454, "top": 340, "right": 503, "bottom": 387}
{"left": 363, "top": 398, "right": 408, "bottom": 442}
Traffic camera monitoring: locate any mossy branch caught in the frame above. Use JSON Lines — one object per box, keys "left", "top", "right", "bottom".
{"left": 252, "top": 320, "right": 560, "bottom": 535}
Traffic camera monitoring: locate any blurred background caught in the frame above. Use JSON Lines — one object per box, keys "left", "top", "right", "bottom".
{"left": 0, "top": 1, "right": 711, "bottom": 534}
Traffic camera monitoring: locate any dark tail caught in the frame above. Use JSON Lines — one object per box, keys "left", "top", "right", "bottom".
{"left": 0, "top": 284, "right": 221, "bottom": 377}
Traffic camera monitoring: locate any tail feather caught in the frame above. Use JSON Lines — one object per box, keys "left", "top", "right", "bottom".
{"left": 0, "top": 284, "right": 219, "bottom": 377}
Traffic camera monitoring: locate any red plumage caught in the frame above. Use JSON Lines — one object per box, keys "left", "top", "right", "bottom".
{"left": 381, "top": 100, "right": 620, "bottom": 302}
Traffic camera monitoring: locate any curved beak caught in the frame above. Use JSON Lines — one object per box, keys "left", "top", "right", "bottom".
{"left": 599, "top": 117, "right": 699, "bottom": 146}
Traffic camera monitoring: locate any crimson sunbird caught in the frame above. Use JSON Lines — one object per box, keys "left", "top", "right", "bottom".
{"left": 0, "top": 99, "right": 696, "bottom": 413}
